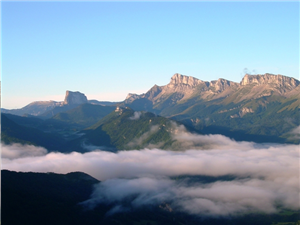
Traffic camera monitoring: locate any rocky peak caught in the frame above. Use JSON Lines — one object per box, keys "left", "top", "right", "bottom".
{"left": 63, "top": 91, "right": 88, "bottom": 105}
{"left": 144, "top": 84, "right": 163, "bottom": 100}
{"left": 241, "top": 73, "right": 300, "bottom": 87}
{"left": 209, "top": 78, "right": 238, "bottom": 92}
{"left": 125, "top": 93, "right": 140, "bottom": 100}
{"left": 125, "top": 93, "right": 145, "bottom": 104}
{"left": 169, "top": 73, "right": 204, "bottom": 87}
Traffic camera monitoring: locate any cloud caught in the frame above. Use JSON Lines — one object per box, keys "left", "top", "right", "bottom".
{"left": 81, "top": 142, "right": 116, "bottom": 152}
{"left": 126, "top": 125, "right": 160, "bottom": 148}
{"left": 288, "top": 125, "right": 300, "bottom": 141}
{"left": 1, "top": 143, "right": 48, "bottom": 160}
{"left": 171, "top": 125, "right": 255, "bottom": 150}
{"left": 243, "top": 68, "right": 257, "bottom": 75}
{"left": 2, "top": 132, "right": 299, "bottom": 217}
{"left": 81, "top": 175, "right": 298, "bottom": 216}
{"left": 128, "top": 111, "right": 142, "bottom": 120}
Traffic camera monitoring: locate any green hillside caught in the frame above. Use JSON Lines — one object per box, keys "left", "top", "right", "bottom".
{"left": 69, "top": 107, "right": 194, "bottom": 152}
{"left": 169, "top": 96, "right": 299, "bottom": 143}
{"left": 84, "top": 108, "right": 176, "bottom": 150}
{"left": 126, "top": 92, "right": 299, "bottom": 144}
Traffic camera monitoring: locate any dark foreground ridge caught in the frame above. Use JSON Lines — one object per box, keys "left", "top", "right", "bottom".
{"left": 2, "top": 170, "right": 299, "bottom": 225}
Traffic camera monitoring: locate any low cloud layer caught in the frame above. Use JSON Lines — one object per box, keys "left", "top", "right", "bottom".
{"left": 2, "top": 143, "right": 48, "bottom": 160}
{"left": 128, "top": 111, "right": 142, "bottom": 120}
{"left": 127, "top": 125, "right": 160, "bottom": 148}
{"left": 2, "top": 132, "right": 299, "bottom": 217}
{"left": 288, "top": 125, "right": 300, "bottom": 141}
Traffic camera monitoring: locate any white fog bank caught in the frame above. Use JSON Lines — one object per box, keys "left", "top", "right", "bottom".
{"left": 2, "top": 132, "right": 299, "bottom": 216}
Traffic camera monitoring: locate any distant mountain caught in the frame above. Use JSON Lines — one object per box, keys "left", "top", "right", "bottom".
{"left": 2, "top": 100, "right": 62, "bottom": 116}
{"left": 38, "top": 91, "right": 93, "bottom": 119}
{"left": 63, "top": 90, "right": 88, "bottom": 105}
{"left": 39, "top": 103, "right": 84, "bottom": 119}
{"left": 123, "top": 73, "right": 300, "bottom": 143}
{"left": 68, "top": 107, "right": 197, "bottom": 152}
{"left": 39, "top": 103, "right": 115, "bottom": 131}
{"left": 2, "top": 90, "right": 118, "bottom": 118}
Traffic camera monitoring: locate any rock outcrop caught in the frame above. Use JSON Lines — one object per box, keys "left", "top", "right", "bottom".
{"left": 209, "top": 78, "right": 238, "bottom": 92}
{"left": 240, "top": 73, "right": 299, "bottom": 88}
{"left": 169, "top": 73, "right": 206, "bottom": 87}
{"left": 125, "top": 73, "right": 239, "bottom": 104}
{"left": 63, "top": 91, "right": 88, "bottom": 105}
{"left": 126, "top": 73, "right": 299, "bottom": 105}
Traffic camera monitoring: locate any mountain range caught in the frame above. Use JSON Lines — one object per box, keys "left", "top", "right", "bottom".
{"left": 2, "top": 73, "right": 300, "bottom": 225}
{"left": 2, "top": 73, "right": 299, "bottom": 151}
{"left": 123, "top": 73, "right": 299, "bottom": 142}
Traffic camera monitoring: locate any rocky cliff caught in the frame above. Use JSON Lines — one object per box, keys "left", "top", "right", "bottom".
{"left": 125, "top": 73, "right": 299, "bottom": 106}
{"left": 123, "top": 73, "right": 299, "bottom": 143}
{"left": 2, "top": 91, "right": 89, "bottom": 117}
{"left": 169, "top": 73, "right": 206, "bottom": 87}
{"left": 240, "top": 73, "right": 299, "bottom": 88}
{"left": 125, "top": 73, "right": 239, "bottom": 104}
{"left": 63, "top": 91, "right": 88, "bottom": 105}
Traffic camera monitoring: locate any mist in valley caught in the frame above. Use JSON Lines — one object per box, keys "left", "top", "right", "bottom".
{"left": 2, "top": 129, "right": 299, "bottom": 217}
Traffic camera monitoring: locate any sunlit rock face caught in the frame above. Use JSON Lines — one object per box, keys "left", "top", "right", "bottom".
{"left": 240, "top": 73, "right": 300, "bottom": 88}
{"left": 169, "top": 73, "right": 205, "bottom": 87}
{"left": 63, "top": 91, "right": 88, "bottom": 105}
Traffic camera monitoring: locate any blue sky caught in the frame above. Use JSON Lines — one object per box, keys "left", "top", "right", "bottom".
{"left": 1, "top": 1, "right": 299, "bottom": 109}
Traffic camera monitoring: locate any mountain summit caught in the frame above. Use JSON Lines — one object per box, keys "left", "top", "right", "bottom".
{"left": 170, "top": 73, "right": 205, "bottom": 87}
{"left": 63, "top": 91, "right": 88, "bottom": 105}
{"left": 125, "top": 73, "right": 239, "bottom": 105}
{"left": 241, "top": 73, "right": 299, "bottom": 88}
{"left": 2, "top": 90, "right": 114, "bottom": 117}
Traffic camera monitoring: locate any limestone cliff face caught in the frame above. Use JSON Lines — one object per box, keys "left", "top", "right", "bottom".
{"left": 125, "top": 73, "right": 238, "bottom": 104}
{"left": 124, "top": 73, "right": 299, "bottom": 108}
{"left": 209, "top": 78, "right": 238, "bottom": 92}
{"left": 241, "top": 73, "right": 299, "bottom": 88}
{"left": 63, "top": 91, "right": 88, "bottom": 105}
{"left": 233, "top": 73, "right": 300, "bottom": 101}
{"left": 125, "top": 93, "right": 144, "bottom": 104}
{"left": 169, "top": 73, "right": 205, "bottom": 87}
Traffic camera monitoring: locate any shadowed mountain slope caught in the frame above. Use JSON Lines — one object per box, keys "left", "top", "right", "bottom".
{"left": 39, "top": 103, "right": 116, "bottom": 131}
{"left": 1, "top": 114, "right": 66, "bottom": 150}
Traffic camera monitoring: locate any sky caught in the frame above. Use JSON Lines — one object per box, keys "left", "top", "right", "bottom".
{"left": 1, "top": 1, "right": 299, "bottom": 109}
